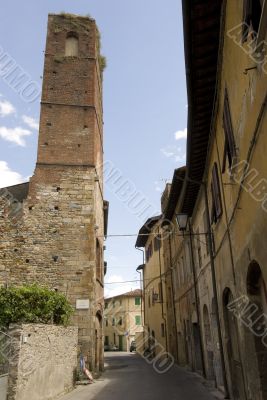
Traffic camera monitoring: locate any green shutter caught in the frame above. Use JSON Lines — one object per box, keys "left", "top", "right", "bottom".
{"left": 135, "top": 297, "right": 141, "bottom": 306}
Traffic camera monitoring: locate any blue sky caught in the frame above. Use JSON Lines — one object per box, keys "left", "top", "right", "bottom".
{"left": 0, "top": 0, "right": 187, "bottom": 296}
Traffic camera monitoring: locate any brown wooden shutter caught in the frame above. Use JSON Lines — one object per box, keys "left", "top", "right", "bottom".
{"left": 211, "top": 163, "right": 222, "bottom": 221}
{"left": 222, "top": 89, "right": 236, "bottom": 172}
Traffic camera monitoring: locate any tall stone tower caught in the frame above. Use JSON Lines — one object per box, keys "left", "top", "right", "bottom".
{"left": 0, "top": 14, "right": 107, "bottom": 372}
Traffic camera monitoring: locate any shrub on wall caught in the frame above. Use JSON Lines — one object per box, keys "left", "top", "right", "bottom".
{"left": 0, "top": 285, "right": 73, "bottom": 327}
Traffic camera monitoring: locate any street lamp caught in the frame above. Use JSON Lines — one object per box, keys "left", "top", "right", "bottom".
{"left": 175, "top": 213, "right": 189, "bottom": 232}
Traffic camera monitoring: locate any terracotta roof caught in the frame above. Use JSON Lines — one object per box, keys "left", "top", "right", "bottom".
{"left": 105, "top": 289, "right": 142, "bottom": 301}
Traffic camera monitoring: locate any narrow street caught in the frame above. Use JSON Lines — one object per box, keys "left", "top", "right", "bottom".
{"left": 61, "top": 352, "right": 223, "bottom": 400}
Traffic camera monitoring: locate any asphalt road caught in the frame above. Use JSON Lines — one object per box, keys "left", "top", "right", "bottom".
{"left": 61, "top": 352, "right": 223, "bottom": 400}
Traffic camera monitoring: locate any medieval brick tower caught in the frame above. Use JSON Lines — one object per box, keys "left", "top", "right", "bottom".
{"left": 0, "top": 14, "right": 107, "bottom": 372}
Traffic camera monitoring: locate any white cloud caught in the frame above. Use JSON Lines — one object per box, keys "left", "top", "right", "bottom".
{"left": 22, "top": 115, "right": 39, "bottom": 130}
{"left": 0, "top": 161, "right": 24, "bottom": 188}
{"left": 0, "top": 100, "right": 15, "bottom": 117}
{"left": 0, "top": 126, "right": 32, "bottom": 146}
{"left": 175, "top": 128, "right": 187, "bottom": 141}
{"left": 161, "top": 145, "right": 186, "bottom": 164}
{"left": 161, "top": 148, "right": 175, "bottom": 158}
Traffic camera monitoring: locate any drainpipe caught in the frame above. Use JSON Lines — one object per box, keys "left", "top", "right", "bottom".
{"left": 158, "top": 227, "right": 169, "bottom": 354}
{"left": 168, "top": 231, "right": 179, "bottom": 362}
{"left": 135, "top": 247, "right": 145, "bottom": 324}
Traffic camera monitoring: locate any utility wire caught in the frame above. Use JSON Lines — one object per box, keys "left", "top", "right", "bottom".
{"left": 101, "top": 231, "right": 209, "bottom": 238}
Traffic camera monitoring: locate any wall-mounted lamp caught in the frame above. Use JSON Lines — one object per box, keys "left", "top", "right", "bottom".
{"left": 175, "top": 213, "right": 189, "bottom": 232}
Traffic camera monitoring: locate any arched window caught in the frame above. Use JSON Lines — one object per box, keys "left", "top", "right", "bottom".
{"left": 65, "top": 32, "right": 79, "bottom": 57}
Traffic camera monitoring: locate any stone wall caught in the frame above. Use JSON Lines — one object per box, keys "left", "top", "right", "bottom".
{"left": 7, "top": 324, "right": 78, "bottom": 400}
{"left": 0, "top": 13, "right": 105, "bottom": 372}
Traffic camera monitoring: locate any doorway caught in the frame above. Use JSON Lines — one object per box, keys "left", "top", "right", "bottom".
{"left": 119, "top": 335, "right": 124, "bottom": 351}
{"left": 223, "top": 288, "right": 247, "bottom": 400}
{"left": 247, "top": 261, "right": 267, "bottom": 399}
{"left": 192, "top": 322, "right": 203, "bottom": 373}
{"left": 203, "top": 305, "right": 215, "bottom": 380}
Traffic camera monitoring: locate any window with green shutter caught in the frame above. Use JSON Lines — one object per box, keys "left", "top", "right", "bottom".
{"left": 135, "top": 315, "right": 141, "bottom": 325}
{"left": 135, "top": 297, "right": 141, "bottom": 306}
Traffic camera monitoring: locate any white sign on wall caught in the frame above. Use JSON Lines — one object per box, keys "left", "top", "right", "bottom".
{"left": 76, "top": 299, "right": 90, "bottom": 310}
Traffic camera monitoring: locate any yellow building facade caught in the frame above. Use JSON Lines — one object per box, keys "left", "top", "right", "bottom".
{"left": 143, "top": 1, "right": 267, "bottom": 399}
{"left": 104, "top": 290, "right": 143, "bottom": 352}
{"left": 136, "top": 216, "right": 168, "bottom": 357}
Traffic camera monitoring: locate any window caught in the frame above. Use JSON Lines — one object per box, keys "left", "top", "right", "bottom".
{"left": 197, "top": 242, "right": 202, "bottom": 269}
{"left": 145, "top": 243, "right": 153, "bottom": 262}
{"left": 242, "top": 0, "right": 263, "bottom": 41}
{"left": 112, "top": 318, "right": 115, "bottom": 326}
{"left": 158, "top": 282, "right": 163, "bottom": 303}
{"left": 203, "top": 211, "right": 210, "bottom": 255}
{"left": 135, "top": 297, "right": 141, "bottom": 306}
{"left": 211, "top": 163, "right": 223, "bottom": 223}
{"left": 135, "top": 315, "right": 141, "bottom": 326}
{"left": 222, "top": 89, "right": 236, "bottom": 172}
{"left": 104, "top": 336, "right": 109, "bottom": 346}
{"left": 161, "top": 323, "right": 165, "bottom": 337}
{"left": 65, "top": 32, "right": 79, "bottom": 56}
{"left": 154, "top": 234, "right": 161, "bottom": 251}
{"left": 118, "top": 317, "right": 123, "bottom": 326}
{"left": 96, "top": 239, "right": 102, "bottom": 281}
{"left": 152, "top": 288, "right": 158, "bottom": 304}
{"left": 105, "top": 319, "right": 108, "bottom": 327}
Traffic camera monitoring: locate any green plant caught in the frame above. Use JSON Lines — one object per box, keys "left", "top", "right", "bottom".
{"left": 99, "top": 55, "right": 107, "bottom": 74}
{"left": 0, "top": 285, "right": 73, "bottom": 328}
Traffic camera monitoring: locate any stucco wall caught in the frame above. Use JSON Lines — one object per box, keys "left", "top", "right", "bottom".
{"left": 104, "top": 292, "right": 143, "bottom": 351}
{"left": 0, "top": 374, "right": 8, "bottom": 400}
{"left": 7, "top": 324, "right": 78, "bottom": 400}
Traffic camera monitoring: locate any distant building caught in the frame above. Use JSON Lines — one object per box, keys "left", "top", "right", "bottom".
{"left": 104, "top": 289, "right": 143, "bottom": 351}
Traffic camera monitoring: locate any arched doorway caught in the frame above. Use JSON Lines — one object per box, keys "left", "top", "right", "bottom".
{"left": 223, "top": 288, "right": 246, "bottom": 400}
{"left": 211, "top": 298, "right": 223, "bottom": 388}
{"left": 95, "top": 311, "right": 103, "bottom": 372}
{"left": 191, "top": 310, "right": 203, "bottom": 374}
{"left": 203, "top": 305, "right": 215, "bottom": 380}
{"left": 247, "top": 261, "right": 267, "bottom": 399}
